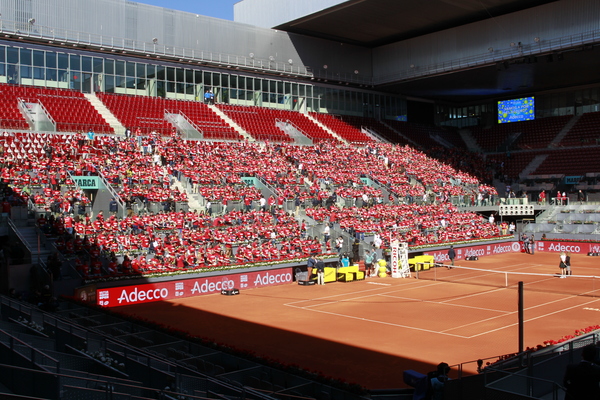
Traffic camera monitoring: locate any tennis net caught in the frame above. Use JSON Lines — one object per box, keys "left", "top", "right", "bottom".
{"left": 416, "top": 264, "right": 600, "bottom": 297}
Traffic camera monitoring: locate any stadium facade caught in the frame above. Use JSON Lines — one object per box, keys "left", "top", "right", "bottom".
{"left": 1, "top": 1, "right": 600, "bottom": 399}
{"left": 1, "top": 0, "right": 599, "bottom": 127}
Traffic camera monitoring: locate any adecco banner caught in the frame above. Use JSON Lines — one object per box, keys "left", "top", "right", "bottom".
{"left": 96, "top": 267, "right": 293, "bottom": 307}
{"left": 424, "top": 241, "right": 522, "bottom": 263}
{"left": 536, "top": 241, "right": 597, "bottom": 255}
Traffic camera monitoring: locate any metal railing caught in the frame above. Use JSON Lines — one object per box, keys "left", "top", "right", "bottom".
{"left": 0, "top": 19, "right": 314, "bottom": 78}
{"left": 374, "top": 28, "right": 600, "bottom": 85}
{"left": 484, "top": 367, "right": 565, "bottom": 400}
{"left": 275, "top": 118, "right": 313, "bottom": 145}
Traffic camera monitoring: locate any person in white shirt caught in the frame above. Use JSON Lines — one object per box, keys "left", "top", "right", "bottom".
{"left": 373, "top": 233, "right": 382, "bottom": 249}
{"left": 259, "top": 196, "right": 266, "bottom": 211}
{"left": 335, "top": 236, "right": 343, "bottom": 254}
{"left": 323, "top": 224, "right": 331, "bottom": 244}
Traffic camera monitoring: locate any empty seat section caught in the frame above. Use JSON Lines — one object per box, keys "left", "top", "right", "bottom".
{"left": 216, "top": 104, "right": 293, "bottom": 143}
{"left": 558, "top": 111, "right": 600, "bottom": 147}
{"left": 97, "top": 93, "right": 243, "bottom": 140}
{"left": 534, "top": 147, "right": 600, "bottom": 176}
{"left": 97, "top": 92, "right": 172, "bottom": 135}
{"left": 308, "top": 112, "right": 373, "bottom": 143}
{"left": 0, "top": 83, "right": 113, "bottom": 133}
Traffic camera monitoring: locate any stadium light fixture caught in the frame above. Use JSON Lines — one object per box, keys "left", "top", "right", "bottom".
{"left": 152, "top": 37, "right": 158, "bottom": 44}
{"left": 534, "top": 37, "right": 540, "bottom": 42}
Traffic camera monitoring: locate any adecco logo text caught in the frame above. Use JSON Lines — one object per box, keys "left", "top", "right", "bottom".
{"left": 117, "top": 287, "right": 169, "bottom": 304}
{"left": 465, "top": 248, "right": 485, "bottom": 257}
{"left": 548, "top": 243, "right": 581, "bottom": 253}
{"left": 432, "top": 253, "right": 449, "bottom": 262}
{"left": 191, "top": 279, "right": 235, "bottom": 294}
{"left": 254, "top": 272, "right": 292, "bottom": 286}
{"left": 491, "top": 243, "right": 518, "bottom": 254}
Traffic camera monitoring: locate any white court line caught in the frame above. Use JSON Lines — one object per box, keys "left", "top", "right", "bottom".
{"left": 284, "top": 279, "right": 442, "bottom": 309}
{"left": 291, "top": 284, "right": 440, "bottom": 310}
{"left": 285, "top": 302, "right": 471, "bottom": 338}
{"left": 444, "top": 281, "right": 600, "bottom": 336}
{"left": 378, "top": 293, "right": 511, "bottom": 314}
{"left": 437, "top": 287, "right": 507, "bottom": 304}
{"left": 283, "top": 268, "right": 600, "bottom": 339}
{"left": 468, "top": 296, "right": 600, "bottom": 338}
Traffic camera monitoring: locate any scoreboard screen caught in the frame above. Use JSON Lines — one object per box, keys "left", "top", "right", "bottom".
{"left": 498, "top": 97, "right": 535, "bottom": 123}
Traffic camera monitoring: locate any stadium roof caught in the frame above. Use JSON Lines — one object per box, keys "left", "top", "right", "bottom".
{"left": 379, "top": 47, "right": 600, "bottom": 103}
{"left": 270, "top": 0, "right": 600, "bottom": 103}
{"left": 274, "top": 0, "right": 558, "bottom": 48}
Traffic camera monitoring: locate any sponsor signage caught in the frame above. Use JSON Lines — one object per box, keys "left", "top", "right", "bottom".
{"left": 564, "top": 176, "right": 581, "bottom": 185}
{"left": 390, "top": 240, "right": 400, "bottom": 277}
{"left": 536, "top": 241, "right": 590, "bottom": 254}
{"left": 72, "top": 176, "right": 102, "bottom": 189}
{"left": 241, "top": 177, "right": 256, "bottom": 187}
{"left": 424, "top": 242, "right": 522, "bottom": 263}
{"left": 96, "top": 267, "right": 293, "bottom": 307}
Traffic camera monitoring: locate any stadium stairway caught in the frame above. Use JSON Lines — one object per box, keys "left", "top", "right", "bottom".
{"left": 458, "top": 128, "right": 482, "bottom": 153}
{"left": 549, "top": 114, "right": 582, "bottom": 146}
{"left": 207, "top": 104, "right": 254, "bottom": 141}
{"left": 84, "top": 93, "right": 125, "bottom": 135}
{"left": 520, "top": 154, "right": 549, "bottom": 178}
{"left": 378, "top": 120, "right": 416, "bottom": 146}
{"left": 170, "top": 174, "right": 202, "bottom": 211}
{"left": 304, "top": 112, "right": 348, "bottom": 144}
{"left": 8, "top": 210, "right": 54, "bottom": 266}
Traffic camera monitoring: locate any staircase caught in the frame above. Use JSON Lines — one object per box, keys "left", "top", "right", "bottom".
{"left": 19, "top": 99, "right": 56, "bottom": 132}
{"left": 361, "top": 126, "right": 390, "bottom": 143}
{"left": 164, "top": 111, "right": 203, "bottom": 139}
{"left": 9, "top": 217, "right": 53, "bottom": 265}
{"left": 276, "top": 119, "right": 313, "bottom": 145}
{"left": 83, "top": 93, "right": 125, "bottom": 135}
{"left": 378, "top": 120, "right": 418, "bottom": 147}
{"left": 458, "top": 129, "right": 483, "bottom": 152}
{"left": 549, "top": 114, "right": 581, "bottom": 146}
{"left": 208, "top": 104, "right": 254, "bottom": 141}
{"left": 520, "top": 154, "right": 549, "bottom": 178}
{"left": 169, "top": 171, "right": 203, "bottom": 212}
{"left": 304, "top": 113, "right": 348, "bottom": 144}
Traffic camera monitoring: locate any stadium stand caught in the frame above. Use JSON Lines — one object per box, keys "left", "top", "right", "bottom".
{"left": 2, "top": 0, "right": 600, "bottom": 398}
{"left": 309, "top": 112, "right": 374, "bottom": 143}
{"left": 0, "top": 84, "right": 113, "bottom": 133}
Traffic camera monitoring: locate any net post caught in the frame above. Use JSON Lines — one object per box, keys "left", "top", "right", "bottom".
{"left": 518, "top": 281, "right": 524, "bottom": 354}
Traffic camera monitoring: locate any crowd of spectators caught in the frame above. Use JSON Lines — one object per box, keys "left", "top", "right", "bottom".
{"left": 306, "top": 203, "right": 500, "bottom": 247}
{"left": 0, "top": 130, "right": 504, "bottom": 282}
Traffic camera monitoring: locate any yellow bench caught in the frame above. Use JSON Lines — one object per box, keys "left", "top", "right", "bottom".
{"left": 337, "top": 265, "right": 366, "bottom": 282}
{"left": 310, "top": 267, "right": 338, "bottom": 284}
{"left": 408, "top": 255, "right": 435, "bottom": 271}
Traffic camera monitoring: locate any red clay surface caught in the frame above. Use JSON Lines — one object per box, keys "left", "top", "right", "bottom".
{"left": 116, "top": 251, "right": 600, "bottom": 389}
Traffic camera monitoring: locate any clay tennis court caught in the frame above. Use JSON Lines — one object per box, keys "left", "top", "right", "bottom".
{"left": 116, "top": 251, "right": 600, "bottom": 389}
